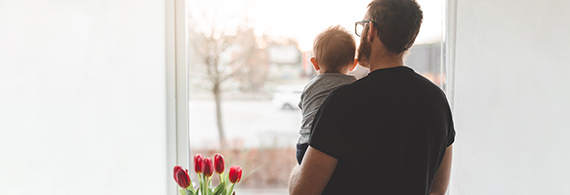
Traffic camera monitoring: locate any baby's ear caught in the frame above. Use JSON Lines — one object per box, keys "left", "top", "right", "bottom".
{"left": 310, "top": 57, "right": 320, "bottom": 71}
{"left": 349, "top": 59, "right": 358, "bottom": 71}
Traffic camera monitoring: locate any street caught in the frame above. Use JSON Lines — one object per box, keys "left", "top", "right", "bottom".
{"left": 189, "top": 99, "right": 301, "bottom": 149}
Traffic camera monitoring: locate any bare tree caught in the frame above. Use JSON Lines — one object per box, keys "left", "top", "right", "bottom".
{"left": 232, "top": 34, "right": 271, "bottom": 93}
{"left": 188, "top": 2, "right": 262, "bottom": 150}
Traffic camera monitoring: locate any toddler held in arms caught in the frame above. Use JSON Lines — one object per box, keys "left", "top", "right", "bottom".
{"left": 296, "top": 25, "right": 358, "bottom": 164}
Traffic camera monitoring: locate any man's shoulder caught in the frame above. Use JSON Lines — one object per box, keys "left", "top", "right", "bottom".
{"left": 364, "top": 66, "right": 442, "bottom": 90}
{"left": 321, "top": 82, "right": 363, "bottom": 106}
{"left": 331, "top": 74, "right": 377, "bottom": 95}
{"left": 330, "top": 66, "right": 446, "bottom": 102}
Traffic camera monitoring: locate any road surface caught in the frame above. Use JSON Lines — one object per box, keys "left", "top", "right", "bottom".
{"left": 189, "top": 99, "right": 301, "bottom": 149}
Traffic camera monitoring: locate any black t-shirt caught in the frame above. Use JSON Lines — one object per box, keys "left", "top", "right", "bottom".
{"left": 309, "top": 66, "right": 455, "bottom": 195}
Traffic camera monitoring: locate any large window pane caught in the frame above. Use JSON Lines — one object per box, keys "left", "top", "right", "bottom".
{"left": 186, "top": 0, "right": 446, "bottom": 194}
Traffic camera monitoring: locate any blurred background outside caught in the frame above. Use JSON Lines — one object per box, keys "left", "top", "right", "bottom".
{"left": 185, "top": 0, "right": 446, "bottom": 194}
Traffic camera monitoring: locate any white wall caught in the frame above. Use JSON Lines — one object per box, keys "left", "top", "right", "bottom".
{"left": 451, "top": 0, "right": 570, "bottom": 194}
{"left": 0, "top": 1, "right": 168, "bottom": 194}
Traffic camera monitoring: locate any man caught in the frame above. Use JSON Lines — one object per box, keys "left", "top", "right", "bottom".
{"left": 288, "top": 0, "right": 455, "bottom": 194}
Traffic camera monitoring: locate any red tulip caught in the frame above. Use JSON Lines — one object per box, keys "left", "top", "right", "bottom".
{"left": 228, "top": 166, "right": 242, "bottom": 184}
{"left": 203, "top": 157, "right": 214, "bottom": 177}
{"left": 214, "top": 154, "right": 225, "bottom": 174}
{"left": 173, "top": 165, "right": 183, "bottom": 183}
{"left": 174, "top": 167, "right": 191, "bottom": 188}
{"left": 194, "top": 154, "right": 204, "bottom": 174}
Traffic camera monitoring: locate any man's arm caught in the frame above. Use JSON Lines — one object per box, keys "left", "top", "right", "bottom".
{"left": 288, "top": 146, "right": 338, "bottom": 195}
{"left": 430, "top": 145, "right": 453, "bottom": 195}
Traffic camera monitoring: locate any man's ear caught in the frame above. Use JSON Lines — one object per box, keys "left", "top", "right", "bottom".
{"left": 350, "top": 59, "right": 358, "bottom": 71}
{"left": 310, "top": 57, "right": 320, "bottom": 71}
{"left": 367, "top": 21, "right": 376, "bottom": 42}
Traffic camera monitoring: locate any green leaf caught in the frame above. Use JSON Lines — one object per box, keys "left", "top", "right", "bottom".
{"left": 212, "top": 182, "right": 225, "bottom": 195}
{"left": 179, "top": 188, "right": 187, "bottom": 195}
{"left": 186, "top": 189, "right": 195, "bottom": 195}
{"left": 186, "top": 182, "right": 196, "bottom": 192}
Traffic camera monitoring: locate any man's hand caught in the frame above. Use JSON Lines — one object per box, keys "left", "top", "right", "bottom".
{"left": 288, "top": 146, "right": 338, "bottom": 195}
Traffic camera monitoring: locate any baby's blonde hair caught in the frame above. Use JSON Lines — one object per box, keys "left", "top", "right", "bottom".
{"left": 313, "top": 25, "right": 356, "bottom": 73}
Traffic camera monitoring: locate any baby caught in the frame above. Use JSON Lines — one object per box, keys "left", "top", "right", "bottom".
{"left": 296, "top": 25, "right": 358, "bottom": 164}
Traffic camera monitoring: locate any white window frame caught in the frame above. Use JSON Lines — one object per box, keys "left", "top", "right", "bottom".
{"left": 444, "top": 1, "right": 457, "bottom": 194}
{"left": 445, "top": 0, "right": 457, "bottom": 108}
{"left": 166, "top": 0, "right": 189, "bottom": 194}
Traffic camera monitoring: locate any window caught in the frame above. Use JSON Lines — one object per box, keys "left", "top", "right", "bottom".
{"left": 183, "top": 0, "right": 451, "bottom": 194}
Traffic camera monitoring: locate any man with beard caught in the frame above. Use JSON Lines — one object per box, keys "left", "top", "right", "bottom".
{"left": 288, "top": 0, "right": 455, "bottom": 194}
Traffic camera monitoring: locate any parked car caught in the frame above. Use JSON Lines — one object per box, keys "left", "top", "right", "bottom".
{"left": 271, "top": 85, "right": 304, "bottom": 110}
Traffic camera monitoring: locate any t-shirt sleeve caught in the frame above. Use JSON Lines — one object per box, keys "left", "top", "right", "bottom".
{"left": 446, "top": 108, "right": 456, "bottom": 147}
{"left": 447, "top": 120, "right": 456, "bottom": 147}
{"left": 308, "top": 90, "right": 345, "bottom": 159}
{"left": 440, "top": 90, "right": 456, "bottom": 147}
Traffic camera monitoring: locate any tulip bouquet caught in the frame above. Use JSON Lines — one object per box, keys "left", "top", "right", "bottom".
{"left": 173, "top": 153, "right": 242, "bottom": 195}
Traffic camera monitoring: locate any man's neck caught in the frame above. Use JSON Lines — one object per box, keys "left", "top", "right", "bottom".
{"left": 368, "top": 53, "right": 404, "bottom": 72}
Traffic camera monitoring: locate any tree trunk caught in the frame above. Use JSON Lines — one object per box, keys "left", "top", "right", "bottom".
{"left": 213, "top": 83, "right": 227, "bottom": 150}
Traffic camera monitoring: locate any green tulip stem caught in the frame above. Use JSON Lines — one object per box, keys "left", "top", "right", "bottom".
{"left": 207, "top": 176, "right": 212, "bottom": 194}
{"left": 227, "top": 183, "right": 235, "bottom": 195}
{"left": 200, "top": 173, "right": 206, "bottom": 195}
{"left": 219, "top": 173, "right": 223, "bottom": 186}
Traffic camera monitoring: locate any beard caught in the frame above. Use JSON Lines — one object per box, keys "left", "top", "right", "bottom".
{"left": 357, "top": 34, "right": 372, "bottom": 68}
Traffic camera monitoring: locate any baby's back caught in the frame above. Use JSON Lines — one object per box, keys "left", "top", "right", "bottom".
{"left": 298, "top": 73, "right": 356, "bottom": 144}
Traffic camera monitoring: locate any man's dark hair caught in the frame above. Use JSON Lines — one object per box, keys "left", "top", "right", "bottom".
{"left": 367, "top": 0, "right": 423, "bottom": 54}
